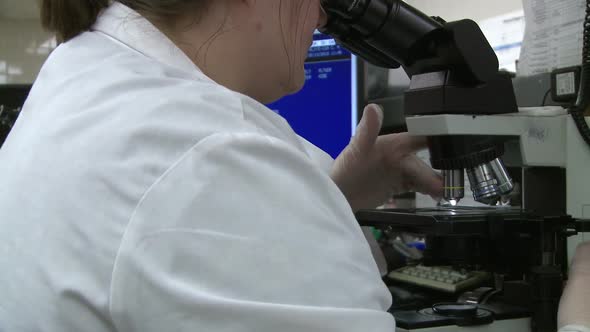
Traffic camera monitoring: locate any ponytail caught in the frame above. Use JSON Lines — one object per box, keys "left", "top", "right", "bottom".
{"left": 41, "top": 0, "right": 109, "bottom": 43}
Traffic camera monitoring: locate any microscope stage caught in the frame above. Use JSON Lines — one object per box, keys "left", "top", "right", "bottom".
{"left": 356, "top": 207, "right": 532, "bottom": 236}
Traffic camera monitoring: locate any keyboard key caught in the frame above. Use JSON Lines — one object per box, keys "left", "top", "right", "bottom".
{"left": 387, "top": 265, "right": 490, "bottom": 293}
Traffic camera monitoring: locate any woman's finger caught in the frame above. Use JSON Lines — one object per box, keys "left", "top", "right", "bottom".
{"left": 399, "top": 156, "right": 443, "bottom": 198}
{"left": 351, "top": 104, "right": 383, "bottom": 153}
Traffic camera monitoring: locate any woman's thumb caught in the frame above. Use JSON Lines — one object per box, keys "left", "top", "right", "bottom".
{"left": 352, "top": 104, "right": 383, "bottom": 152}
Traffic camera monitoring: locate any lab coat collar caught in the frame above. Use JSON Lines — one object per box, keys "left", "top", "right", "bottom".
{"left": 92, "top": 2, "right": 212, "bottom": 82}
{"left": 92, "top": 2, "right": 316, "bottom": 161}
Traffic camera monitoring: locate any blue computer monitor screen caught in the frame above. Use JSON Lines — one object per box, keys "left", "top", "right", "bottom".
{"left": 267, "top": 31, "right": 358, "bottom": 159}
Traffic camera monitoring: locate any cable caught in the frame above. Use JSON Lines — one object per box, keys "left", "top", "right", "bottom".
{"left": 572, "top": 109, "right": 590, "bottom": 147}
{"left": 570, "top": 0, "right": 590, "bottom": 148}
{"left": 542, "top": 89, "right": 552, "bottom": 106}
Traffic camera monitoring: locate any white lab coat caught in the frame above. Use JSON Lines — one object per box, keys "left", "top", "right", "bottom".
{"left": 0, "top": 3, "right": 394, "bottom": 331}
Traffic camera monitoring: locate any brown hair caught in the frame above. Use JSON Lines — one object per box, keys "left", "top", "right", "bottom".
{"left": 41, "top": 0, "right": 206, "bottom": 43}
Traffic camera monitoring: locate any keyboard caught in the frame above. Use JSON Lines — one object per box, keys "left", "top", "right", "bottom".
{"left": 387, "top": 265, "right": 490, "bottom": 293}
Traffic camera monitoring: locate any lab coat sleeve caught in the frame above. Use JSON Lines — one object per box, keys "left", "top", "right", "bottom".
{"left": 109, "top": 132, "right": 395, "bottom": 332}
{"left": 297, "top": 135, "right": 335, "bottom": 174}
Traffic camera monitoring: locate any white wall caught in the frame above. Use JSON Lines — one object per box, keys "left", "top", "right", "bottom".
{"left": 405, "top": 0, "right": 523, "bottom": 22}
{"left": 0, "top": 18, "right": 54, "bottom": 84}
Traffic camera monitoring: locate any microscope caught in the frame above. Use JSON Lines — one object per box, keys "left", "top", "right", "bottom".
{"left": 320, "top": 0, "right": 590, "bottom": 331}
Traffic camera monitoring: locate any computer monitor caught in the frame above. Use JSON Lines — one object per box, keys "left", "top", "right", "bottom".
{"left": 267, "top": 31, "right": 364, "bottom": 159}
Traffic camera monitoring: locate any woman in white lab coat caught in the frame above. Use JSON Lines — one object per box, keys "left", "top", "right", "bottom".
{"left": 0, "top": 0, "right": 584, "bottom": 331}
{"left": 0, "top": 1, "right": 441, "bottom": 331}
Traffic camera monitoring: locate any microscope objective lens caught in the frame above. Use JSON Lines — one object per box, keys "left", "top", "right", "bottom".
{"left": 442, "top": 169, "right": 465, "bottom": 203}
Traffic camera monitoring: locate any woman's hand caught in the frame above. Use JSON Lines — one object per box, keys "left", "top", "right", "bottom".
{"left": 331, "top": 104, "right": 443, "bottom": 212}
{"left": 558, "top": 242, "right": 590, "bottom": 329}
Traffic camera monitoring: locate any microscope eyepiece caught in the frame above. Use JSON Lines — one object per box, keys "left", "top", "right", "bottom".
{"left": 320, "top": 0, "right": 368, "bottom": 19}
{"left": 319, "top": 0, "right": 444, "bottom": 68}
